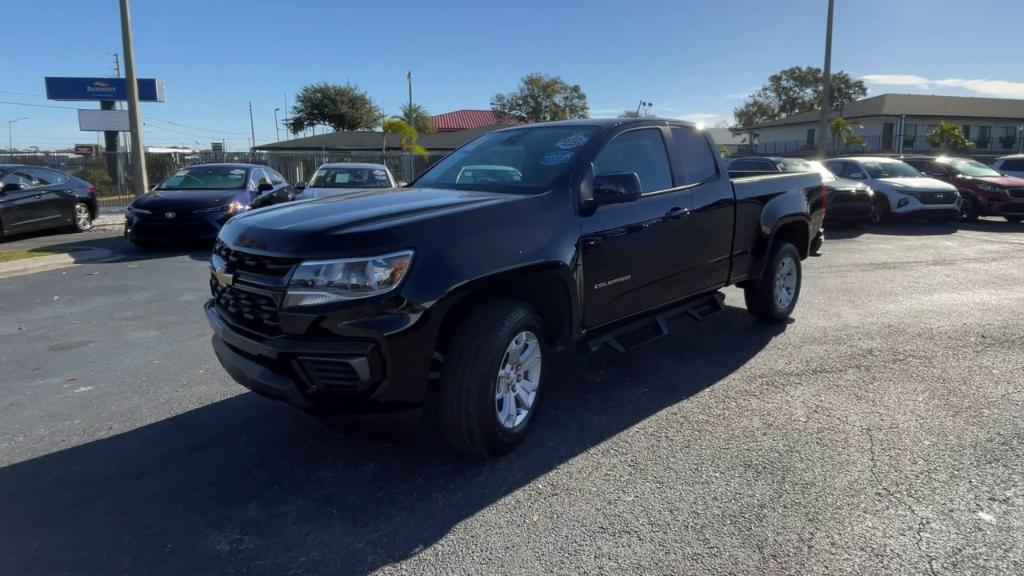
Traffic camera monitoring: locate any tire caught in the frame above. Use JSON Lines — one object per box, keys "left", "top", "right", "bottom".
{"left": 1005, "top": 216, "right": 1023, "bottom": 223}
{"left": 439, "top": 300, "right": 546, "bottom": 457}
{"left": 744, "top": 242, "right": 802, "bottom": 324}
{"left": 72, "top": 202, "right": 93, "bottom": 232}
{"left": 959, "top": 194, "right": 980, "bottom": 222}
{"left": 870, "top": 196, "right": 889, "bottom": 226}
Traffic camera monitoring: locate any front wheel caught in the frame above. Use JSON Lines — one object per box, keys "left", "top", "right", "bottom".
{"left": 744, "top": 242, "right": 802, "bottom": 324}
{"left": 439, "top": 301, "right": 546, "bottom": 457}
{"left": 959, "top": 195, "right": 980, "bottom": 222}
{"left": 73, "top": 203, "right": 93, "bottom": 232}
{"left": 870, "top": 196, "right": 889, "bottom": 226}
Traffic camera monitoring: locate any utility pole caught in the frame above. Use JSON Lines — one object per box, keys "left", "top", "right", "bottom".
{"left": 8, "top": 117, "right": 28, "bottom": 158}
{"left": 283, "top": 92, "right": 289, "bottom": 138}
{"left": 248, "top": 102, "right": 256, "bottom": 151}
{"left": 817, "top": 0, "right": 835, "bottom": 159}
{"left": 407, "top": 71, "right": 413, "bottom": 123}
{"left": 274, "top": 108, "right": 280, "bottom": 141}
{"left": 119, "top": 0, "right": 148, "bottom": 196}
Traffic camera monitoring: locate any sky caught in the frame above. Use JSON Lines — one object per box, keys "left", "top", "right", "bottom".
{"left": 2, "top": 0, "right": 1022, "bottom": 151}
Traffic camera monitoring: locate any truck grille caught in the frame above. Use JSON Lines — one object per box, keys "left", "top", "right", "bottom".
{"left": 1008, "top": 188, "right": 1024, "bottom": 199}
{"left": 213, "top": 241, "right": 298, "bottom": 278}
{"left": 211, "top": 280, "right": 282, "bottom": 335}
{"left": 917, "top": 191, "right": 957, "bottom": 205}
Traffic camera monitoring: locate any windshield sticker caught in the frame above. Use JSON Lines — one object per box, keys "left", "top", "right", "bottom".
{"left": 373, "top": 169, "right": 386, "bottom": 176}
{"left": 230, "top": 169, "right": 246, "bottom": 175}
{"left": 334, "top": 173, "right": 351, "bottom": 183}
{"left": 540, "top": 150, "right": 574, "bottom": 166}
{"left": 556, "top": 135, "right": 588, "bottom": 150}
{"left": 227, "top": 174, "right": 243, "bottom": 179}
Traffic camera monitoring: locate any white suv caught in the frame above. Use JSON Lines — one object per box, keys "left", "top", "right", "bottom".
{"left": 824, "top": 157, "right": 960, "bottom": 224}
{"left": 992, "top": 155, "right": 1024, "bottom": 179}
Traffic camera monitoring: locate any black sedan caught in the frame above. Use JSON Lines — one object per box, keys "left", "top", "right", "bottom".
{"left": 125, "top": 163, "right": 293, "bottom": 247}
{"left": 0, "top": 164, "right": 97, "bottom": 240}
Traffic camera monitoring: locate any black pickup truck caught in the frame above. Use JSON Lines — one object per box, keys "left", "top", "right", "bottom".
{"left": 206, "top": 119, "right": 824, "bottom": 457}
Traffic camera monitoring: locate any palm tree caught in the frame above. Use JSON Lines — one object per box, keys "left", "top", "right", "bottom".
{"left": 400, "top": 103, "right": 436, "bottom": 134}
{"left": 928, "top": 121, "right": 972, "bottom": 152}
{"left": 381, "top": 117, "right": 427, "bottom": 157}
{"left": 829, "top": 117, "right": 864, "bottom": 152}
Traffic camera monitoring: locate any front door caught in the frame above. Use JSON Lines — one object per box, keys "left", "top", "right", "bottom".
{"left": 580, "top": 126, "right": 694, "bottom": 328}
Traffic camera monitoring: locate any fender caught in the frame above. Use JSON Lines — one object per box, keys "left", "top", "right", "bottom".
{"left": 746, "top": 189, "right": 814, "bottom": 280}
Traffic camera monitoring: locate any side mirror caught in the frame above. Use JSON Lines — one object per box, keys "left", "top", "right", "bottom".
{"left": 294, "top": 181, "right": 307, "bottom": 191}
{"left": 257, "top": 181, "right": 274, "bottom": 193}
{"left": 590, "top": 172, "right": 642, "bottom": 208}
{"left": 847, "top": 172, "right": 866, "bottom": 180}
{"left": 1, "top": 183, "right": 23, "bottom": 194}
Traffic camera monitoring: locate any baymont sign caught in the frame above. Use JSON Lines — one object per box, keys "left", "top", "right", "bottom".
{"left": 44, "top": 77, "right": 165, "bottom": 102}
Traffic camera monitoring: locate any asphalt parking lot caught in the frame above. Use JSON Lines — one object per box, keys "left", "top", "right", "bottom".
{"left": 0, "top": 221, "right": 1022, "bottom": 575}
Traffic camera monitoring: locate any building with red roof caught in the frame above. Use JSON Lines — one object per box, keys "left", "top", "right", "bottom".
{"left": 431, "top": 109, "right": 526, "bottom": 132}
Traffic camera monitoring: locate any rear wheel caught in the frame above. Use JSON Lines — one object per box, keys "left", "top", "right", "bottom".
{"left": 870, "top": 196, "right": 889, "bottom": 225}
{"left": 959, "top": 194, "right": 980, "bottom": 222}
{"left": 439, "top": 300, "right": 546, "bottom": 457}
{"left": 72, "top": 202, "right": 93, "bottom": 232}
{"left": 744, "top": 242, "right": 801, "bottom": 324}
{"left": 1006, "top": 216, "right": 1023, "bottom": 223}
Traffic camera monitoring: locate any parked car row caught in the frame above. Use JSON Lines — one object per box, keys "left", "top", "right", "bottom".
{"left": 726, "top": 154, "right": 1024, "bottom": 225}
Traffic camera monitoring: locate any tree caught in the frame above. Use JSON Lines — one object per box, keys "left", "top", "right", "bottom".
{"left": 491, "top": 73, "right": 589, "bottom": 122}
{"left": 928, "top": 121, "right": 972, "bottom": 152}
{"left": 381, "top": 117, "right": 427, "bottom": 157}
{"left": 618, "top": 110, "right": 640, "bottom": 118}
{"left": 732, "top": 66, "right": 867, "bottom": 130}
{"left": 829, "top": 117, "right": 865, "bottom": 152}
{"left": 286, "top": 82, "right": 381, "bottom": 133}
{"left": 400, "top": 103, "right": 436, "bottom": 133}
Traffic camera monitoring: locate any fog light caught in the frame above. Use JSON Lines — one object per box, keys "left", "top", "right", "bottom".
{"left": 897, "top": 198, "right": 910, "bottom": 208}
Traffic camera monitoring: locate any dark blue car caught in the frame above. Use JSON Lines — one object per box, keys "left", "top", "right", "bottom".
{"left": 124, "top": 163, "right": 293, "bottom": 247}
{"left": 0, "top": 164, "right": 97, "bottom": 240}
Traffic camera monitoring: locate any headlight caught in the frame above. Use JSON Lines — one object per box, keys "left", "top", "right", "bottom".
{"left": 226, "top": 200, "right": 249, "bottom": 215}
{"left": 194, "top": 200, "right": 248, "bottom": 215}
{"left": 284, "top": 250, "right": 414, "bottom": 307}
{"left": 976, "top": 182, "right": 1005, "bottom": 194}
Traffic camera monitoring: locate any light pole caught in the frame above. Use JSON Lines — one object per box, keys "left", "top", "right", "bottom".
{"left": 7, "top": 117, "right": 27, "bottom": 157}
{"left": 119, "top": 0, "right": 149, "bottom": 196}
{"left": 274, "top": 108, "right": 280, "bottom": 141}
{"left": 817, "top": 0, "right": 835, "bottom": 158}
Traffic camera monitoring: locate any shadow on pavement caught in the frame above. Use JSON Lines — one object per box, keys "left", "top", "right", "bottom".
{"left": 826, "top": 220, "right": 957, "bottom": 240}
{"left": 1, "top": 231, "right": 215, "bottom": 265}
{"left": 0, "top": 305, "right": 784, "bottom": 575}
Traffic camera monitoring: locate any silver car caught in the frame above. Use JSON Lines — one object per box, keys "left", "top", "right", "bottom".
{"left": 295, "top": 163, "right": 398, "bottom": 200}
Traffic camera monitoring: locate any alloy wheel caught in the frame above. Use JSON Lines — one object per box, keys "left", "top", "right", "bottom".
{"left": 495, "top": 330, "right": 541, "bottom": 430}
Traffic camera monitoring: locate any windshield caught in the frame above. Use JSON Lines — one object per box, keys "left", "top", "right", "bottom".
{"left": 862, "top": 161, "right": 921, "bottom": 179}
{"left": 158, "top": 166, "right": 248, "bottom": 190}
{"left": 310, "top": 166, "right": 393, "bottom": 188}
{"left": 414, "top": 126, "right": 600, "bottom": 193}
{"left": 805, "top": 160, "right": 837, "bottom": 182}
{"left": 948, "top": 159, "right": 1002, "bottom": 177}
{"left": 777, "top": 158, "right": 816, "bottom": 173}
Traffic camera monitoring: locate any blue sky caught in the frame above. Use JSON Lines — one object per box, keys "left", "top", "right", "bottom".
{"left": 3, "top": 0, "right": 1022, "bottom": 150}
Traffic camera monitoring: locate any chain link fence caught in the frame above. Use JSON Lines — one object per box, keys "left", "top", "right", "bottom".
{"left": 3, "top": 150, "right": 447, "bottom": 210}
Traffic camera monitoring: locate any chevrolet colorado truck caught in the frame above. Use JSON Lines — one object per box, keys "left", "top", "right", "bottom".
{"left": 206, "top": 119, "right": 824, "bottom": 457}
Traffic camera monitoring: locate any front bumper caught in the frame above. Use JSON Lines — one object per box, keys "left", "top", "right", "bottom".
{"left": 206, "top": 298, "right": 436, "bottom": 413}
{"left": 827, "top": 193, "right": 873, "bottom": 222}
{"left": 125, "top": 212, "right": 225, "bottom": 242}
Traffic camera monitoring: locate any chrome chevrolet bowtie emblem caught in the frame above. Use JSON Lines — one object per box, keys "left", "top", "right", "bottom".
{"left": 164, "top": 211, "right": 176, "bottom": 219}
{"left": 213, "top": 266, "right": 234, "bottom": 288}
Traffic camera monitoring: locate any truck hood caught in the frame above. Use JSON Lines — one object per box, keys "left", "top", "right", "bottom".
{"left": 133, "top": 188, "right": 247, "bottom": 211}
{"left": 298, "top": 186, "right": 390, "bottom": 200}
{"left": 218, "top": 187, "right": 524, "bottom": 255}
{"left": 976, "top": 175, "right": 1024, "bottom": 187}
{"left": 874, "top": 177, "right": 957, "bottom": 191}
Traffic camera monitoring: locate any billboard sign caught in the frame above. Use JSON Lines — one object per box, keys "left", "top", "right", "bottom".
{"left": 78, "top": 109, "right": 130, "bottom": 132}
{"left": 74, "top": 144, "right": 99, "bottom": 156}
{"left": 211, "top": 142, "right": 224, "bottom": 152}
{"left": 45, "top": 77, "right": 165, "bottom": 102}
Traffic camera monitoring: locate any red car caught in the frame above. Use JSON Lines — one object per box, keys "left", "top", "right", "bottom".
{"left": 902, "top": 156, "right": 1024, "bottom": 223}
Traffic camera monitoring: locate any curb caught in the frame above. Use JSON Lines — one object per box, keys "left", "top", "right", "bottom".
{"left": 0, "top": 248, "right": 114, "bottom": 280}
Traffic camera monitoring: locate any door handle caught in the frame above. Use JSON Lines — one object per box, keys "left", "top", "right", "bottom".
{"left": 582, "top": 237, "right": 601, "bottom": 248}
{"left": 665, "top": 206, "right": 688, "bottom": 220}
{"left": 33, "top": 194, "right": 43, "bottom": 199}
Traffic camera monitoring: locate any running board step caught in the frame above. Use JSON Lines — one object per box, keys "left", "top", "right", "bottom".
{"left": 587, "top": 292, "right": 725, "bottom": 354}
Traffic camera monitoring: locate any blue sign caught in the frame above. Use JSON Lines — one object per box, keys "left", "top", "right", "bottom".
{"left": 44, "top": 77, "right": 165, "bottom": 102}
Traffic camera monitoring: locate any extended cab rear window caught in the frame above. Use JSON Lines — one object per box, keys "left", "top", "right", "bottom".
{"left": 414, "top": 126, "right": 599, "bottom": 193}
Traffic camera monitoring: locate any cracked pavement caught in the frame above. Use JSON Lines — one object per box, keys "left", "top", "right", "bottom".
{"left": 0, "top": 220, "right": 1022, "bottom": 575}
